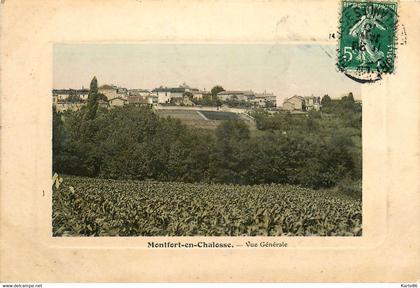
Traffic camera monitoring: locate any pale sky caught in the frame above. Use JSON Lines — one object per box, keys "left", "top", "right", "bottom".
{"left": 54, "top": 44, "right": 361, "bottom": 103}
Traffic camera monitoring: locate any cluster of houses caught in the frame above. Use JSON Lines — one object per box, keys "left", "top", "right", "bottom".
{"left": 52, "top": 83, "right": 279, "bottom": 112}
{"left": 52, "top": 82, "right": 325, "bottom": 113}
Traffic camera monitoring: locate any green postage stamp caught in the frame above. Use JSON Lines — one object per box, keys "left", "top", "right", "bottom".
{"left": 337, "top": 0, "right": 398, "bottom": 82}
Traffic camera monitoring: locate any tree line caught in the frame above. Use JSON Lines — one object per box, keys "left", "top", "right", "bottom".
{"left": 53, "top": 77, "right": 362, "bottom": 196}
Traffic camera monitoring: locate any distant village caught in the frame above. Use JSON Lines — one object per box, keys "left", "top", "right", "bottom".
{"left": 52, "top": 82, "right": 323, "bottom": 113}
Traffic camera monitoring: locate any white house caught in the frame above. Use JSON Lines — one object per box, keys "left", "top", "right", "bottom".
{"left": 147, "top": 95, "right": 158, "bottom": 105}
{"left": 282, "top": 95, "right": 321, "bottom": 111}
{"left": 151, "top": 87, "right": 172, "bottom": 104}
{"left": 255, "top": 91, "right": 277, "bottom": 107}
{"left": 108, "top": 97, "right": 127, "bottom": 107}
{"left": 116, "top": 88, "right": 128, "bottom": 99}
{"left": 151, "top": 84, "right": 195, "bottom": 104}
{"left": 250, "top": 98, "right": 267, "bottom": 108}
{"left": 98, "top": 85, "right": 118, "bottom": 101}
{"left": 170, "top": 87, "right": 188, "bottom": 98}
{"left": 283, "top": 96, "right": 304, "bottom": 111}
{"left": 282, "top": 101, "right": 295, "bottom": 111}
{"left": 191, "top": 90, "right": 204, "bottom": 100}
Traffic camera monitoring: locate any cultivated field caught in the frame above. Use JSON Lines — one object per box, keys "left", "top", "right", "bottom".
{"left": 156, "top": 109, "right": 218, "bottom": 129}
{"left": 53, "top": 176, "right": 362, "bottom": 237}
{"left": 199, "top": 110, "right": 240, "bottom": 120}
{"left": 155, "top": 109, "right": 253, "bottom": 129}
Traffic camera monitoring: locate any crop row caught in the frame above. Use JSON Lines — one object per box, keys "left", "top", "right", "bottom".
{"left": 52, "top": 176, "right": 362, "bottom": 236}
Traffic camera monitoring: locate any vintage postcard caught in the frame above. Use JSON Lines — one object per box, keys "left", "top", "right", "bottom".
{"left": 52, "top": 43, "right": 362, "bottom": 238}
{"left": 1, "top": 0, "right": 419, "bottom": 283}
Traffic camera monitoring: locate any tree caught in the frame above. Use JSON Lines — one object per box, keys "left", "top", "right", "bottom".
{"left": 84, "top": 76, "right": 99, "bottom": 120}
{"left": 209, "top": 119, "right": 251, "bottom": 184}
{"left": 98, "top": 93, "right": 108, "bottom": 102}
{"left": 341, "top": 92, "right": 356, "bottom": 111}
{"left": 265, "top": 100, "right": 276, "bottom": 109}
{"left": 301, "top": 100, "right": 306, "bottom": 112}
{"left": 211, "top": 85, "right": 225, "bottom": 99}
{"left": 215, "top": 119, "right": 250, "bottom": 142}
{"left": 321, "top": 94, "right": 331, "bottom": 106}
{"left": 348, "top": 92, "right": 355, "bottom": 102}
{"left": 183, "top": 91, "right": 193, "bottom": 99}
{"left": 53, "top": 92, "right": 362, "bottom": 189}
{"left": 52, "top": 106, "right": 65, "bottom": 172}
{"left": 306, "top": 110, "right": 320, "bottom": 132}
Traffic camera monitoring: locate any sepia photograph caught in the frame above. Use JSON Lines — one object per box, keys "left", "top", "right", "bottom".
{"left": 52, "top": 43, "right": 362, "bottom": 237}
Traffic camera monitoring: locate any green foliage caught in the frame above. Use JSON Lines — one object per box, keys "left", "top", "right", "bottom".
{"left": 183, "top": 91, "right": 193, "bottom": 100}
{"left": 337, "top": 177, "right": 362, "bottom": 199}
{"left": 320, "top": 93, "right": 362, "bottom": 129}
{"left": 211, "top": 85, "right": 225, "bottom": 98}
{"left": 67, "top": 93, "right": 81, "bottom": 103}
{"left": 250, "top": 109, "right": 292, "bottom": 131}
{"left": 53, "top": 93, "right": 362, "bottom": 189}
{"left": 53, "top": 106, "right": 67, "bottom": 173}
{"left": 98, "top": 93, "right": 108, "bottom": 101}
{"left": 215, "top": 119, "right": 250, "bottom": 142}
{"left": 224, "top": 98, "right": 252, "bottom": 108}
{"left": 265, "top": 100, "right": 276, "bottom": 109}
{"left": 84, "top": 76, "right": 99, "bottom": 121}
{"left": 321, "top": 94, "right": 331, "bottom": 106}
{"left": 53, "top": 176, "right": 362, "bottom": 236}
{"left": 192, "top": 95, "right": 222, "bottom": 107}
{"left": 247, "top": 95, "right": 362, "bottom": 188}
